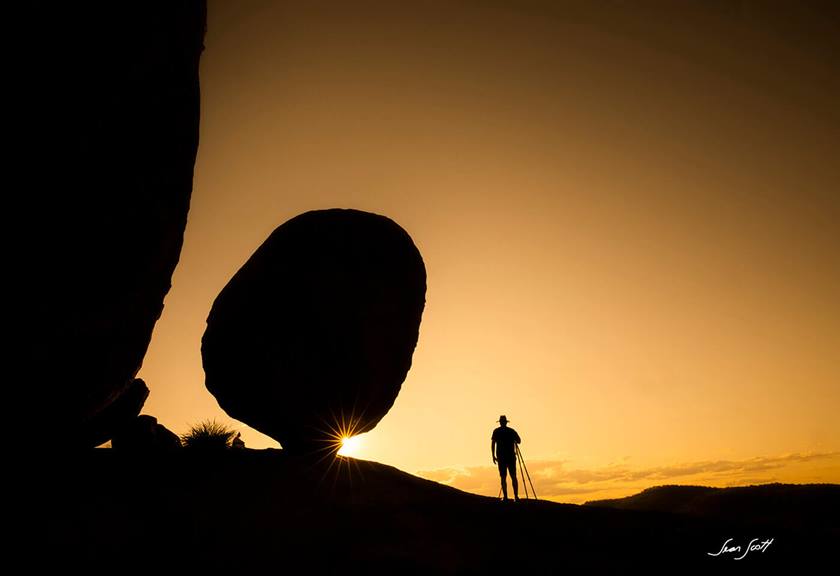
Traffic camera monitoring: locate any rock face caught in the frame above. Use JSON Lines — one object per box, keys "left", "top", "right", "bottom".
{"left": 112, "top": 415, "right": 182, "bottom": 451}
{"left": 83, "top": 379, "right": 151, "bottom": 448}
{"left": 202, "top": 209, "right": 426, "bottom": 455}
{"left": 18, "top": 1, "right": 206, "bottom": 447}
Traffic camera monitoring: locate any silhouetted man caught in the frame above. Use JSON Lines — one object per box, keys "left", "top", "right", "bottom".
{"left": 491, "top": 415, "right": 521, "bottom": 501}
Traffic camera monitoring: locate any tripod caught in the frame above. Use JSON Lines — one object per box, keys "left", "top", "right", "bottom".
{"left": 516, "top": 443, "right": 538, "bottom": 500}
{"left": 497, "top": 444, "right": 538, "bottom": 500}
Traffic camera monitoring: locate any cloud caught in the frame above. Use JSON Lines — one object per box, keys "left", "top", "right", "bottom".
{"left": 416, "top": 451, "right": 840, "bottom": 504}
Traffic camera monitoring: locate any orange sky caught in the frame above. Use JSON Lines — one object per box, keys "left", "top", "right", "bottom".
{"left": 139, "top": 0, "right": 840, "bottom": 503}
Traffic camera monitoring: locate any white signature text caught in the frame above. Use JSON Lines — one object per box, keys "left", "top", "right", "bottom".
{"left": 707, "top": 537, "right": 774, "bottom": 560}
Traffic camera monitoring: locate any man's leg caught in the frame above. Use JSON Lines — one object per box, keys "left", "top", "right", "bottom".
{"left": 498, "top": 460, "right": 508, "bottom": 500}
{"left": 509, "top": 461, "right": 519, "bottom": 501}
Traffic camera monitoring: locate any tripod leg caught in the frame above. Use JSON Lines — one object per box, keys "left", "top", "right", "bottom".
{"left": 516, "top": 444, "right": 538, "bottom": 500}
{"left": 516, "top": 448, "right": 529, "bottom": 499}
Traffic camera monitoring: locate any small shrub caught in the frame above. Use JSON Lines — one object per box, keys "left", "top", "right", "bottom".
{"left": 181, "top": 419, "right": 237, "bottom": 450}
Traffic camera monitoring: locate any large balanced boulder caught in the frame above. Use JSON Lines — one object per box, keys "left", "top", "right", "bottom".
{"left": 17, "top": 1, "right": 206, "bottom": 447}
{"left": 202, "top": 209, "right": 426, "bottom": 455}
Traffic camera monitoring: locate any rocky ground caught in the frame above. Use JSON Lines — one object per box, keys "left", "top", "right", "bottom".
{"left": 22, "top": 449, "right": 838, "bottom": 574}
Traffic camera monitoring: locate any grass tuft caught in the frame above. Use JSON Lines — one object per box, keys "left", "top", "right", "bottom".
{"left": 181, "top": 419, "right": 237, "bottom": 450}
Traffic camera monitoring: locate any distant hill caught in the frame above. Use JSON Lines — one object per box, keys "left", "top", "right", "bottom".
{"left": 20, "top": 451, "right": 838, "bottom": 573}
{"left": 586, "top": 484, "right": 840, "bottom": 527}
{"left": 585, "top": 483, "right": 840, "bottom": 533}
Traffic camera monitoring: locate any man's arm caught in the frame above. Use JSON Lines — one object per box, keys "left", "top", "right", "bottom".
{"left": 491, "top": 438, "right": 496, "bottom": 463}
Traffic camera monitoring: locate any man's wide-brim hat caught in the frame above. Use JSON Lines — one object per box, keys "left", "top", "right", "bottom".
{"left": 497, "top": 415, "right": 508, "bottom": 423}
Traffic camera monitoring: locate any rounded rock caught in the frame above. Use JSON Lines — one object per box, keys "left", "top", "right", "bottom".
{"left": 201, "top": 209, "right": 426, "bottom": 455}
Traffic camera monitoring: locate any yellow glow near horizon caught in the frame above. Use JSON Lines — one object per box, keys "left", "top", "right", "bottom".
{"left": 338, "top": 435, "right": 363, "bottom": 458}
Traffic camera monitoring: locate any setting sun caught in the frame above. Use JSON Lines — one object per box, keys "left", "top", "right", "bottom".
{"left": 338, "top": 435, "right": 363, "bottom": 458}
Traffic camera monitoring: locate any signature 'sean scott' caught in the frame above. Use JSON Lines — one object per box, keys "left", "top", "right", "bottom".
{"left": 708, "top": 538, "right": 774, "bottom": 560}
